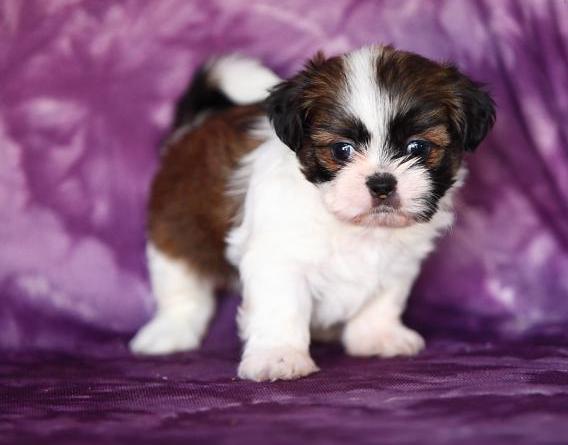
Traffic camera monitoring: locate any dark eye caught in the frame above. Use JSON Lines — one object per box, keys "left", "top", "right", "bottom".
{"left": 406, "top": 140, "right": 432, "bottom": 156}
{"left": 330, "top": 142, "right": 354, "bottom": 162}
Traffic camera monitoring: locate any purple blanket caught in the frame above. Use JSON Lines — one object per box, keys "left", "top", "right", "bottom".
{"left": 1, "top": 1, "right": 568, "bottom": 443}
{"left": 2, "top": 331, "right": 568, "bottom": 445}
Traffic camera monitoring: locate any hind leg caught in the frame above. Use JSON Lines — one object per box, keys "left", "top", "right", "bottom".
{"left": 129, "top": 242, "right": 215, "bottom": 355}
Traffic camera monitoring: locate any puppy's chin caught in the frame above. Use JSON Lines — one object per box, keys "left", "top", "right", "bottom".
{"left": 351, "top": 209, "right": 416, "bottom": 228}
{"left": 321, "top": 190, "right": 423, "bottom": 228}
{"left": 348, "top": 208, "right": 416, "bottom": 228}
{"left": 321, "top": 182, "right": 424, "bottom": 228}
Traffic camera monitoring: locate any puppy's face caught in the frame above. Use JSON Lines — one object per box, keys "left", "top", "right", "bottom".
{"left": 266, "top": 45, "right": 495, "bottom": 227}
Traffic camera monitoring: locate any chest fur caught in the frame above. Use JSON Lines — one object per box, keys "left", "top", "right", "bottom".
{"left": 306, "top": 220, "right": 442, "bottom": 328}
{"left": 226, "top": 138, "right": 454, "bottom": 327}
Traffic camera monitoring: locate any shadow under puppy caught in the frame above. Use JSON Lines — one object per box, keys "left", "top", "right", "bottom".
{"left": 130, "top": 45, "right": 495, "bottom": 382}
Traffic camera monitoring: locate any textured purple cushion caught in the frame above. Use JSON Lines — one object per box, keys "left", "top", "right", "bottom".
{"left": 1, "top": 1, "right": 568, "bottom": 443}
{"left": 2, "top": 309, "right": 568, "bottom": 444}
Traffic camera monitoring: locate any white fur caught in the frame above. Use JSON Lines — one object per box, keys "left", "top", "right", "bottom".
{"left": 316, "top": 46, "right": 433, "bottom": 226}
{"left": 345, "top": 46, "right": 395, "bottom": 164}
{"left": 208, "top": 54, "right": 281, "bottom": 104}
{"left": 227, "top": 126, "right": 456, "bottom": 381}
{"left": 131, "top": 55, "right": 279, "bottom": 356}
{"left": 133, "top": 48, "right": 461, "bottom": 381}
{"left": 232, "top": 47, "right": 457, "bottom": 381}
{"left": 129, "top": 243, "right": 215, "bottom": 355}
{"left": 320, "top": 153, "right": 433, "bottom": 226}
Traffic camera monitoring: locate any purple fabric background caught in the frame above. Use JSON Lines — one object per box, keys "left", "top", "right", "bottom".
{"left": 1, "top": 0, "right": 567, "bottom": 352}
{"left": 2, "top": 333, "right": 568, "bottom": 445}
{"left": 2, "top": 0, "right": 568, "bottom": 354}
{"left": 1, "top": 1, "right": 568, "bottom": 444}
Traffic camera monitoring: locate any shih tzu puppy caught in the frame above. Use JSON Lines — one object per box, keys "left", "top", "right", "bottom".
{"left": 129, "top": 45, "right": 495, "bottom": 381}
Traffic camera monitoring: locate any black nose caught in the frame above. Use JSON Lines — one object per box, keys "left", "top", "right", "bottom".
{"left": 366, "top": 173, "right": 397, "bottom": 199}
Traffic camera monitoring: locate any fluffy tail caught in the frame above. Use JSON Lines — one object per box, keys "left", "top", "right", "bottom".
{"left": 172, "top": 55, "right": 281, "bottom": 129}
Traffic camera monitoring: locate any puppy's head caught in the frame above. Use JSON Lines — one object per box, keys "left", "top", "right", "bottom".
{"left": 266, "top": 45, "right": 495, "bottom": 227}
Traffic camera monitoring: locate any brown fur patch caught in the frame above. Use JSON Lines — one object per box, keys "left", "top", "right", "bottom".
{"left": 377, "top": 44, "right": 494, "bottom": 155}
{"left": 148, "top": 105, "right": 263, "bottom": 285}
{"left": 410, "top": 125, "right": 450, "bottom": 168}
{"left": 426, "top": 146, "right": 445, "bottom": 168}
{"left": 374, "top": 45, "right": 481, "bottom": 183}
{"left": 284, "top": 54, "right": 352, "bottom": 182}
{"left": 421, "top": 125, "right": 451, "bottom": 147}
{"left": 314, "top": 146, "right": 342, "bottom": 174}
{"left": 265, "top": 44, "right": 494, "bottom": 220}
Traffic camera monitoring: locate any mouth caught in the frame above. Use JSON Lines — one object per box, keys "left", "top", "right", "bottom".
{"left": 370, "top": 204, "right": 397, "bottom": 214}
{"left": 351, "top": 206, "right": 415, "bottom": 228}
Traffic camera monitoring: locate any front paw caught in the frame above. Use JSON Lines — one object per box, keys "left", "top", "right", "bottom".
{"left": 343, "top": 322, "right": 425, "bottom": 358}
{"left": 238, "top": 347, "right": 319, "bottom": 382}
{"left": 129, "top": 311, "right": 202, "bottom": 355}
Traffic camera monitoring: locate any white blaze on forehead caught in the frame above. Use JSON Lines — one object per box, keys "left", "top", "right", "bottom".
{"left": 344, "top": 46, "right": 396, "bottom": 165}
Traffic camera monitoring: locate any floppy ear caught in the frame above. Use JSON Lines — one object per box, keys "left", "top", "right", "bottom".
{"left": 265, "top": 52, "right": 328, "bottom": 152}
{"left": 265, "top": 78, "right": 306, "bottom": 151}
{"left": 461, "top": 82, "right": 496, "bottom": 151}
{"left": 454, "top": 72, "right": 496, "bottom": 152}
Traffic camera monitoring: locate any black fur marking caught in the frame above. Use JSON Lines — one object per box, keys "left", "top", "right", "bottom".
{"left": 417, "top": 153, "right": 457, "bottom": 221}
{"left": 388, "top": 107, "right": 448, "bottom": 156}
{"left": 301, "top": 157, "right": 336, "bottom": 183}
{"left": 450, "top": 69, "right": 496, "bottom": 152}
{"left": 373, "top": 47, "right": 495, "bottom": 220}
{"left": 264, "top": 79, "right": 306, "bottom": 152}
{"left": 172, "top": 64, "right": 234, "bottom": 130}
{"left": 313, "top": 115, "right": 372, "bottom": 149}
{"left": 388, "top": 104, "right": 459, "bottom": 220}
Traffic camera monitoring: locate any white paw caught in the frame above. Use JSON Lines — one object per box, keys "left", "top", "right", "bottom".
{"left": 129, "top": 311, "right": 202, "bottom": 355}
{"left": 238, "top": 347, "right": 319, "bottom": 382}
{"left": 343, "top": 322, "right": 425, "bottom": 358}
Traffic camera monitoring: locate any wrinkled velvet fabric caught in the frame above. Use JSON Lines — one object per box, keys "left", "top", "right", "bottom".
{"left": 2, "top": 0, "right": 568, "bottom": 350}
{"left": 2, "top": 297, "right": 568, "bottom": 445}
{"left": 1, "top": 0, "right": 568, "bottom": 443}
